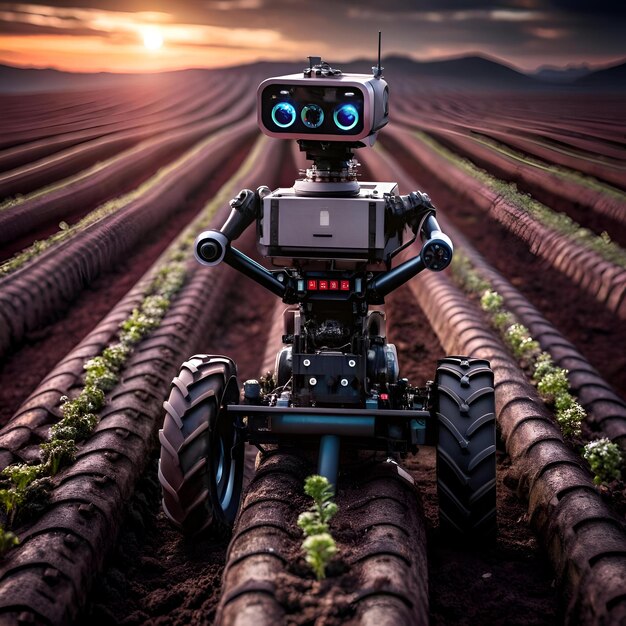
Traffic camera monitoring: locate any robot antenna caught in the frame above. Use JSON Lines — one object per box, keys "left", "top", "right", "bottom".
{"left": 373, "top": 31, "right": 384, "bottom": 78}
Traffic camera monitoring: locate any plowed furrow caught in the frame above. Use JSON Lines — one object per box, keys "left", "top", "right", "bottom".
{"left": 361, "top": 137, "right": 626, "bottom": 401}
{"left": 0, "top": 139, "right": 283, "bottom": 624}
{"left": 394, "top": 117, "right": 626, "bottom": 243}
{"left": 218, "top": 452, "right": 428, "bottom": 626}
{"left": 0, "top": 77, "right": 212, "bottom": 160}
{"left": 0, "top": 75, "right": 250, "bottom": 200}
{"left": 447, "top": 226, "right": 626, "bottom": 447}
{"left": 0, "top": 86, "right": 254, "bottom": 253}
{"left": 0, "top": 121, "right": 256, "bottom": 360}
{"left": 365, "top": 139, "right": 626, "bottom": 445}
{"left": 382, "top": 125, "right": 626, "bottom": 320}
{"left": 409, "top": 269, "right": 626, "bottom": 625}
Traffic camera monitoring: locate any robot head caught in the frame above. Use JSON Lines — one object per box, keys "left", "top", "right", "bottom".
{"left": 257, "top": 58, "right": 389, "bottom": 145}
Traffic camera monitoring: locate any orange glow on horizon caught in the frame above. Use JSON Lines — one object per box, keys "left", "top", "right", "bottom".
{"left": 0, "top": 5, "right": 318, "bottom": 72}
{"left": 0, "top": 34, "right": 302, "bottom": 73}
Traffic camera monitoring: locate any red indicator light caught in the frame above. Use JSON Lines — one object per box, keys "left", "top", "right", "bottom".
{"left": 308, "top": 280, "right": 318, "bottom": 290}
{"left": 380, "top": 393, "right": 389, "bottom": 401}
{"left": 319, "top": 280, "right": 329, "bottom": 290}
{"left": 340, "top": 280, "right": 350, "bottom": 291}
{"left": 329, "top": 280, "right": 339, "bottom": 290}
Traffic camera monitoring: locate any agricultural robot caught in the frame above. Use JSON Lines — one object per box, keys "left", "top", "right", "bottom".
{"left": 158, "top": 51, "right": 497, "bottom": 540}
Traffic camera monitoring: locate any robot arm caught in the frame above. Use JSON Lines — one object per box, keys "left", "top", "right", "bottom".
{"left": 386, "top": 190, "right": 436, "bottom": 234}
{"left": 366, "top": 193, "right": 453, "bottom": 303}
{"left": 194, "top": 186, "right": 270, "bottom": 266}
{"left": 194, "top": 185, "right": 289, "bottom": 300}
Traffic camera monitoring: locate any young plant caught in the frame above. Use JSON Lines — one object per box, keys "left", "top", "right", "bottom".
{"left": 301, "top": 533, "right": 337, "bottom": 581}
{"left": 297, "top": 475, "right": 338, "bottom": 580}
{"left": 537, "top": 368, "right": 570, "bottom": 400}
{"left": 0, "top": 526, "right": 19, "bottom": 555}
{"left": 555, "top": 400, "right": 584, "bottom": 437}
{"left": 583, "top": 439, "right": 623, "bottom": 485}
{"left": 40, "top": 439, "right": 77, "bottom": 476}
{"left": 504, "top": 323, "right": 540, "bottom": 360}
{"left": 480, "top": 289, "right": 504, "bottom": 313}
{"left": 0, "top": 488, "right": 24, "bottom": 527}
{"left": 2, "top": 464, "right": 41, "bottom": 491}
{"left": 533, "top": 352, "right": 557, "bottom": 381}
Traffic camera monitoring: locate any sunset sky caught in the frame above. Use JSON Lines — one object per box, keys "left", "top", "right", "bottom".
{"left": 0, "top": 1, "right": 624, "bottom": 73}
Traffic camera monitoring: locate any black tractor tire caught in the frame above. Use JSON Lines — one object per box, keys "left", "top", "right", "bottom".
{"left": 158, "top": 355, "right": 243, "bottom": 536}
{"left": 435, "top": 356, "right": 497, "bottom": 541}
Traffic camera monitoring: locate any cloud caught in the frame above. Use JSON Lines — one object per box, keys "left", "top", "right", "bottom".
{"left": 0, "top": 0, "right": 623, "bottom": 72}
{"left": 208, "top": 0, "right": 264, "bottom": 9}
{"left": 0, "top": 3, "right": 305, "bottom": 51}
{"left": 345, "top": 7, "right": 549, "bottom": 23}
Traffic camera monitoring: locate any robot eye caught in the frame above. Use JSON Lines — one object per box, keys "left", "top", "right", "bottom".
{"left": 301, "top": 104, "right": 324, "bottom": 129}
{"left": 271, "top": 102, "right": 297, "bottom": 128}
{"left": 333, "top": 103, "right": 359, "bottom": 131}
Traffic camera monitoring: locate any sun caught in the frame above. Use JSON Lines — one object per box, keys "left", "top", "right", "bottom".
{"left": 142, "top": 28, "right": 163, "bottom": 51}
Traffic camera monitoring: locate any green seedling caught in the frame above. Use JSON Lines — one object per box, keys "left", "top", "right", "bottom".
{"left": 555, "top": 400, "right": 584, "bottom": 437}
{"left": 0, "top": 488, "right": 24, "bottom": 524}
{"left": 537, "top": 368, "right": 570, "bottom": 399}
{"left": 40, "top": 439, "right": 77, "bottom": 476}
{"left": 583, "top": 438, "right": 623, "bottom": 485}
{"left": 415, "top": 130, "right": 626, "bottom": 269}
{"left": 0, "top": 526, "right": 19, "bottom": 555}
{"left": 2, "top": 464, "right": 41, "bottom": 491}
{"left": 504, "top": 323, "right": 540, "bottom": 360}
{"left": 298, "top": 475, "right": 339, "bottom": 580}
{"left": 480, "top": 289, "right": 503, "bottom": 313}
{"left": 302, "top": 533, "right": 338, "bottom": 581}
{"left": 533, "top": 352, "right": 556, "bottom": 381}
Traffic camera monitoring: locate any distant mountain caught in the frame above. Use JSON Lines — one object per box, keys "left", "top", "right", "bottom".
{"left": 1, "top": 55, "right": 624, "bottom": 94}
{"left": 573, "top": 61, "right": 626, "bottom": 90}
{"left": 0, "top": 64, "right": 218, "bottom": 94}
{"left": 234, "top": 54, "right": 540, "bottom": 89}
{"left": 532, "top": 65, "right": 593, "bottom": 83}
{"left": 382, "top": 54, "right": 538, "bottom": 87}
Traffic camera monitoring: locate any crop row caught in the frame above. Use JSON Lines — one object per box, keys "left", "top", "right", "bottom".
{"left": 0, "top": 77, "right": 201, "bottom": 137}
{"left": 394, "top": 93, "right": 626, "bottom": 160}
{"left": 360, "top": 141, "right": 626, "bottom": 622}
{"left": 365, "top": 133, "right": 626, "bottom": 445}
{"left": 0, "top": 137, "right": 283, "bottom": 624}
{"left": 364, "top": 138, "right": 626, "bottom": 447}
{"left": 411, "top": 264, "right": 626, "bottom": 623}
{"left": 0, "top": 73, "right": 225, "bottom": 154}
{"left": 0, "top": 80, "right": 255, "bottom": 248}
{"left": 0, "top": 75, "right": 251, "bottom": 197}
{"left": 394, "top": 117, "right": 626, "bottom": 242}
{"left": 0, "top": 120, "right": 257, "bottom": 359}
{"left": 393, "top": 96, "right": 626, "bottom": 190}
{"left": 381, "top": 125, "right": 626, "bottom": 320}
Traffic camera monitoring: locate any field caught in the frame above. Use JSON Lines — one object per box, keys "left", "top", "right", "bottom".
{"left": 0, "top": 64, "right": 625, "bottom": 625}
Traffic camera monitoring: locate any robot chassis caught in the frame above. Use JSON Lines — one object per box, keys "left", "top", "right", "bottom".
{"left": 158, "top": 57, "right": 497, "bottom": 540}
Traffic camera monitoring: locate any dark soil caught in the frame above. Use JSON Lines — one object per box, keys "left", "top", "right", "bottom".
{"left": 0, "top": 136, "right": 209, "bottom": 264}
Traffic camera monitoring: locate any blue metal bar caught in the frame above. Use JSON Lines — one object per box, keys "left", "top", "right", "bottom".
{"left": 318, "top": 435, "right": 341, "bottom": 487}
{"left": 270, "top": 414, "right": 375, "bottom": 436}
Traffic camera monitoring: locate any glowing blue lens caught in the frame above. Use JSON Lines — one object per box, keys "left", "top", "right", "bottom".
{"left": 301, "top": 104, "right": 324, "bottom": 128}
{"left": 334, "top": 104, "right": 359, "bottom": 131}
{"left": 271, "top": 102, "right": 296, "bottom": 128}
